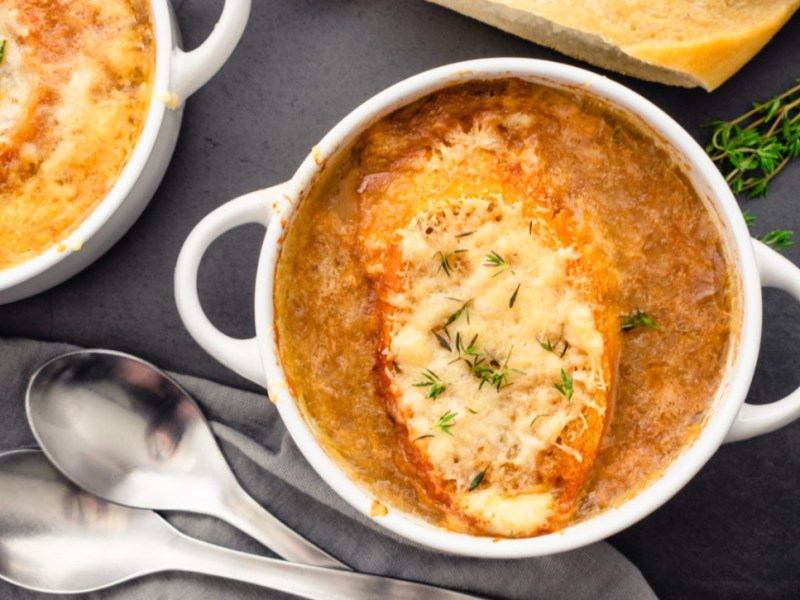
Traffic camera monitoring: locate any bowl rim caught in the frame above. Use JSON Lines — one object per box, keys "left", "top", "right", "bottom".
{"left": 0, "top": 0, "right": 173, "bottom": 293}
{"left": 256, "top": 57, "right": 762, "bottom": 557}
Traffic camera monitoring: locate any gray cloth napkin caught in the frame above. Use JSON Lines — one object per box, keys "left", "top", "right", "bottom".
{"left": 0, "top": 337, "right": 656, "bottom": 599}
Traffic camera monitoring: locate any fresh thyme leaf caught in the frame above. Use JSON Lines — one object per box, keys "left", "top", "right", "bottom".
{"left": 473, "top": 347, "right": 519, "bottom": 392}
{"left": 468, "top": 469, "right": 486, "bottom": 491}
{"left": 467, "top": 407, "right": 479, "bottom": 414}
{"left": 705, "top": 80, "right": 800, "bottom": 198}
{"left": 611, "top": 127, "right": 621, "bottom": 142}
{"left": 413, "top": 369, "right": 447, "bottom": 400}
{"left": 456, "top": 332, "right": 480, "bottom": 362}
{"left": 538, "top": 336, "right": 569, "bottom": 358}
{"left": 391, "top": 360, "right": 402, "bottom": 374}
{"left": 743, "top": 211, "right": 794, "bottom": 251}
{"left": 442, "top": 302, "right": 471, "bottom": 340}
{"left": 509, "top": 283, "right": 521, "bottom": 308}
{"left": 761, "top": 229, "right": 794, "bottom": 250}
{"left": 415, "top": 434, "right": 434, "bottom": 441}
{"left": 0, "top": 40, "right": 5, "bottom": 65}
{"left": 435, "top": 410, "right": 457, "bottom": 436}
{"left": 436, "top": 249, "right": 467, "bottom": 277}
{"left": 620, "top": 306, "right": 658, "bottom": 332}
{"left": 554, "top": 368, "right": 574, "bottom": 402}
{"left": 455, "top": 230, "right": 475, "bottom": 238}
{"left": 484, "top": 250, "right": 513, "bottom": 276}
{"left": 432, "top": 329, "right": 452, "bottom": 352}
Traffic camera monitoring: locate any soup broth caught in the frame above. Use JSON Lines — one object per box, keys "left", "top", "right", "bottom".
{"left": 275, "top": 78, "right": 739, "bottom": 536}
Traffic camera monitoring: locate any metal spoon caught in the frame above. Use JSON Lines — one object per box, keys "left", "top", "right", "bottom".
{"left": 0, "top": 449, "right": 479, "bottom": 598}
{"left": 25, "top": 349, "right": 345, "bottom": 569}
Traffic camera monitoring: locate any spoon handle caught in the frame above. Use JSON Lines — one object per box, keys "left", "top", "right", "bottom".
{"left": 215, "top": 481, "right": 348, "bottom": 570}
{"left": 169, "top": 531, "right": 482, "bottom": 600}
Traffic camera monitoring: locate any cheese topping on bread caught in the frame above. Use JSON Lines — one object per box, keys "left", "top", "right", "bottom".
{"left": 354, "top": 99, "right": 619, "bottom": 535}
{"left": 0, "top": 1, "right": 154, "bottom": 270}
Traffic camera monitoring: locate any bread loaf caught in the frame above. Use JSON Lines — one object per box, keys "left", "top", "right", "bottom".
{"left": 427, "top": 0, "right": 800, "bottom": 90}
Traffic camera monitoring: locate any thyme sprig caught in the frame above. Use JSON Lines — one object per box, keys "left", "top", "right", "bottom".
{"left": 473, "top": 347, "right": 520, "bottom": 392}
{"left": 436, "top": 249, "right": 467, "bottom": 277}
{"left": 414, "top": 369, "right": 447, "bottom": 400}
{"left": 538, "top": 336, "right": 569, "bottom": 358}
{"left": 743, "top": 210, "right": 793, "bottom": 251}
{"left": 455, "top": 332, "right": 480, "bottom": 361}
{"left": 554, "top": 368, "right": 574, "bottom": 402}
{"left": 444, "top": 301, "right": 471, "bottom": 332}
{"left": 0, "top": 40, "right": 5, "bottom": 65}
{"left": 484, "top": 250, "right": 513, "bottom": 276}
{"left": 435, "top": 410, "right": 458, "bottom": 436}
{"left": 434, "top": 301, "right": 471, "bottom": 349}
{"left": 705, "top": 80, "right": 800, "bottom": 198}
{"left": 620, "top": 306, "right": 658, "bottom": 332}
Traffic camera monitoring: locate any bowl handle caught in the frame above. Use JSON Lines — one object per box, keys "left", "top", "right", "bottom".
{"left": 170, "top": 0, "right": 252, "bottom": 102}
{"left": 174, "top": 186, "right": 281, "bottom": 386}
{"left": 725, "top": 240, "right": 800, "bottom": 443}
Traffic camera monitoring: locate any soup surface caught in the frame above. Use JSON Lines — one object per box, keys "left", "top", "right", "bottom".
{"left": 0, "top": 0, "right": 154, "bottom": 270}
{"left": 275, "top": 78, "right": 739, "bottom": 536}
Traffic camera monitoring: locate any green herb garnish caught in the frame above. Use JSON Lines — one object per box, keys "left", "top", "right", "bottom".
{"left": 620, "top": 306, "right": 658, "bottom": 332}
{"left": 484, "top": 250, "right": 513, "bottom": 276}
{"left": 436, "top": 249, "right": 467, "bottom": 277}
{"left": 0, "top": 40, "right": 6, "bottom": 65}
{"left": 391, "top": 360, "right": 402, "bottom": 373}
{"left": 455, "top": 332, "right": 480, "bottom": 362}
{"left": 760, "top": 229, "right": 794, "bottom": 250}
{"left": 743, "top": 210, "right": 793, "bottom": 251}
{"left": 705, "top": 80, "right": 800, "bottom": 198}
{"left": 468, "top": 469, "right": 486, "bottom": 491}
{"left": 554, "top": 369, "right": 574, "bottom": 402}
{"left": 509, "top": 283, "right": 521, "bottom": 308}
{"left": 435, "top": 410, "right": 458, "bottom": 436}
{"left": 455, "top": 230, "right": 475, "bottom": 238}
{"left": 414, "top": 369, "right": 447, "bottom": 400}
{"left": 432, "top": 329, "right": 452, "bottom": 352}
{"left": 473, "top": 347, "right": 520, "bottom": 392}
{"left": 538, "top": 336, "right": 569, "bottom": 358}
{"left": 445, "top": 301, "right": 471, "bottom": 330}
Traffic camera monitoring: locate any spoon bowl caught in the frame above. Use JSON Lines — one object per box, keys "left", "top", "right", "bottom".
{"left": 0, "top": 450, "right": 478, "bottom": 598}
{"left": 26, "top": 349, "right": 344, "bottom": 569}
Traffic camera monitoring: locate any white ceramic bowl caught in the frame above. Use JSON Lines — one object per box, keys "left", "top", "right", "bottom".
{"left": 0, "top": 0, "right": 251, "bottom": 305}
{"left": 175, "top": 58, "right": 800, "bottom": 557}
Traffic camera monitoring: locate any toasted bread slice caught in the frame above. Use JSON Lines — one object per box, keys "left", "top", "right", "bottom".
{"left": 356, "top": 101, "right": 619, "bottom": 535}
{"left": 427, "top": 0, "right": 800, "bottom": 90}
{"left": 374, "top": 198, "right": 616, "bottom": 536}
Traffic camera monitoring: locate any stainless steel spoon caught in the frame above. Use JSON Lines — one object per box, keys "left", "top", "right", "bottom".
{"left": 25, "top": 349, "right": 345, "bottom": 569}
{"left": 0, "top": 449, "right": 479, "bottom": 598}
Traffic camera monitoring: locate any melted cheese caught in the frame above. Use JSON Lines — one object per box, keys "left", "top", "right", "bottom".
{"left": 356, "top": 108, "right": 619, "bottom": 536}
{"left": 0, "top": 1, "right": 154, "bottom": 270}
{"left": 379, "top": 199, "right": 614, "bottom": 535}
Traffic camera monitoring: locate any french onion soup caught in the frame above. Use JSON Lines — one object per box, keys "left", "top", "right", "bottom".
{"left": 0, "top": 0, "right": 154, "bottom": 270}
{"left": 275, "top": 78, "right": 739, "bottom": 537}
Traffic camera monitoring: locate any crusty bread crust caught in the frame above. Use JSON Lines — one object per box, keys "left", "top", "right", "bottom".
{"left": 428, "top": 0, "right": 800, "bottom": 90}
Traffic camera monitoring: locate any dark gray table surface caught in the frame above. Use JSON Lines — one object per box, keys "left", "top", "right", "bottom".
{"left": 2, "top": 1, "right": 800, "bottom": 598}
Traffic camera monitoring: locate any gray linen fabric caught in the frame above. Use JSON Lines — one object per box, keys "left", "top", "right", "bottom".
{"left": 0, "top": 337, "right": 656, "bottom": 599}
